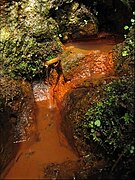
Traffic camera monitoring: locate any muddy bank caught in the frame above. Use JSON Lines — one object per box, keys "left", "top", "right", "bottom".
{"left": 0, "top": 76, "right": 35, "bottom": 177}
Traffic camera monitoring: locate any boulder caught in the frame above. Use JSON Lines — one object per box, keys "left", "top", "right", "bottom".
{"left": 113, "top": 27, "right": 134, "bottom": 74}
{"left": 61, "top": 47, "right": 113, "bottom": 82}
{"left": 52, "top": 2, "right": 98, "bottom": 41}
{"left": 59, "top": 27, "right": 134, "bottom": 178}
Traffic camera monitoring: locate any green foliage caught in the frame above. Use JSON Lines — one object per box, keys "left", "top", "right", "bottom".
{"left": 81, "top": 76, "right": 134, "bottom": 156}
{"left": 46, "top": 55, "right": 55, "bottom": 61}
{"left": 0, "top": 34, "right": 43, "bottom": 80}
{"left": 122, "top": 11, "right": 135, "bottom": 58}
{"left": 0, "top": 0, "right": 63, "bottom": 80}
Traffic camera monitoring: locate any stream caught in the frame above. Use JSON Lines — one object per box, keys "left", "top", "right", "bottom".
{"left": 4, "top": 81, "right": 77, "bottom": 179}
{"left": 3, "top": 38, "right": 122, "bottom": 179}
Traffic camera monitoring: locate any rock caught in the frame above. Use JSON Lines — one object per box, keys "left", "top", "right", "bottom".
{"left": 0, "top": 0, "right": 63, "bottom": 80}
{"left": 61, "top": 47, "right": 113, "bottom": 81}
{"left": 61, "top": 48, "right": 86, "bottom": 81}
{"left": 57, "top": 47, "right": 114, "bottom": 152}
{"left": 60, "top": 73, "right": 134, "bottom": 179}
{"left": 113, "top": 27, "right": 134, "bottom": 75}
{"left": 59, "top": 27, "right": 134, "bottom": 178}
{"left": 72, "top": 21, "right": 98, "bottom": 39}
{"left": 83, "top": 0, "right": 132, "bottom": 34}
{"left": 0, "top": 76, "right": 35, "bottom": 173}
{"left": 52, "top": 2, "right": 98, "bottom": 41}
{"left": 44, "top": 160, "right": 80, "bottom": 179}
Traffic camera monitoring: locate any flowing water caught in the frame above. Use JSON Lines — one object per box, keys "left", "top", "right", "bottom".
{"left": 3, "top": 38, "right": 122, "bottom": 179}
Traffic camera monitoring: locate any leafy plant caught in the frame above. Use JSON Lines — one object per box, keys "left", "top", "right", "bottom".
{"left": 122, "top": 11, "right": 135, "bottom": 58}
{"left": 0, "top": 0, "right": 63, "bottom": 80}
{"left": 81, "top": 75, "right": 134, "bottom": 156}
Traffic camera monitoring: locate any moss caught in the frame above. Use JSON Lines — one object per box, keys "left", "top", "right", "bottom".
{"left": 0, "top": 0, "right": 63, "bottom": 80}
{"left": 0, "top": 76, "right": 22, "bottom": 104}
{"left": 67, "top": 74, "right": 134, "bottom": 178}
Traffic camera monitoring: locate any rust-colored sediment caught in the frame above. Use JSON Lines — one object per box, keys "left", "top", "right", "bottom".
{"left": 53, "top": 45, "right": 114, "bottom": 104}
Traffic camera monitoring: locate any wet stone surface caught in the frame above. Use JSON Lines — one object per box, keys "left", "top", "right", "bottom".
{"left": 0, "top": 76, "right": 35, "bottom": 174}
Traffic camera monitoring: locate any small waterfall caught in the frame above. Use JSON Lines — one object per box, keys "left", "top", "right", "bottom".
{"left": 32, "top": 80, "right": 50, "bottom": 101}
{"left": 45, "top": 64, "right": 54, "bottom": 109}
{"left": 32, "top": 65, "right": 54, "bottom": 108}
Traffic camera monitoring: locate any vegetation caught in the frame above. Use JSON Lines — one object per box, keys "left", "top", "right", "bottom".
{"left": 120, "top": 0, "right": 134, "bottom": 9}
{"left": 0, "top": 0, "right": 63, "bottom": 80}
{"left": 122, "top": 11, "right": 135, "bottom": 67}
{"left": 0, "top": 0, "right": 134, "bottom": 178}
{"left": 0, "top": 31, "right": 62, "bottom": 80}
{"left": 112, "top": 10, "right": 134, "bottom": 75}
{"left": 0, "top": 0, "right": 97, "bottom": 80}
{"left": 81, "top": 75, "right": 134, "bottom": 157}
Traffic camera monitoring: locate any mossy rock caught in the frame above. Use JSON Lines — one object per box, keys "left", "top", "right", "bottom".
{"left": 113, "top": 27, "right": 134, "bottom": 74}
{"left": 61, "top": 73, "right": 134, "bottom": 178}
{"left": 0, "top": 0, "right": 63, "bottom": 80}
{"left": 52, "top": 1, "right": 98, "bottom": 41}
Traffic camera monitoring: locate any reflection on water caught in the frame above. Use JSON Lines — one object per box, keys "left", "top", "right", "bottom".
{"left": 13, "top": 80, "right": 54, "bottom": 144}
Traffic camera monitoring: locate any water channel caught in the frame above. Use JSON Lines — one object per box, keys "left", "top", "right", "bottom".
{"left": 3, "top": 38, "right": 122, "bottom": 179}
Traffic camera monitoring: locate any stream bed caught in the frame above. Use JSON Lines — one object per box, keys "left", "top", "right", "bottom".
{"left": 4, "top": 81, "right": 77, "bottom": 179}
{"left": 3, "top": 37, "right": 122, "bottom": 179}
